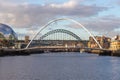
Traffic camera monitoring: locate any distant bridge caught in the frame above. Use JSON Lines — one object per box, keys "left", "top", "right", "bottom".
{"left": 39, "top": 29, "right": 81, "bottom": 40}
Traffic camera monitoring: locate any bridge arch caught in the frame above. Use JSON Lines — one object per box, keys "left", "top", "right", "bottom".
{"left": 39, "top": 29, "right": 81, "bottom": 40}
{"left": 26, "top": 18, "right": 102, "bottom": 49}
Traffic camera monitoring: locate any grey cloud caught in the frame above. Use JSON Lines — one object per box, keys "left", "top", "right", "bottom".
{"left": 0, "top": 2, "right": 107, "bottom": 29}
{"left": 81, "top": 16, "right": 120, "bottom": 37}
{"left": 66, "top": 15, "right": 120, "bottom": 37}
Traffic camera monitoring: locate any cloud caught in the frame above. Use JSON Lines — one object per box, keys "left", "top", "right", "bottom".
{"left": 50, "top": 0, "right": 78, "bottom": 8}
{"left": 85, "top": 16, "right": 120, "bottom": 31}
{"left": 65, "top": 15, "right": 120, "bottom": 37}
{"left": 0, "top": 0, "right": 107, "bottom": 29}
{"left": 2, "top": 0, "right": 119, "bottom": 38}
{"left": 79, "top": 16, "right": 120, "bottom": 37}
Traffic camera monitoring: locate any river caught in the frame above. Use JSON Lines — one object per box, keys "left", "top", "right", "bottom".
{"left": 0, "top": 52, "right": 120, "bottom": 80}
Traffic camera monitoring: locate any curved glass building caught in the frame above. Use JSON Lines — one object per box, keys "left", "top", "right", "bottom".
{"left": 0, "top": 23, "right": 17, "bottom": 40}
{"left": 0, "top": 23, "right": 17, "bottom": 47}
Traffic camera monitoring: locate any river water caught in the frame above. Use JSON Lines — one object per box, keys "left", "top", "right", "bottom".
{"left": 0, "top": 52, "right": 120, "bottom": 80}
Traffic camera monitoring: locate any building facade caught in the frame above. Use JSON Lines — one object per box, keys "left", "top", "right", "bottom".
{"left": 88, "top": 36, "right": 111, "bottom": 49}
{"left": 110, "top": 40, "right": 120, "bottom": 51}
{"left": 110, "top": 35, "right": 120, "bottom": 51}
{"left": 25, "top": 36, "right": 29, "bottom": 43}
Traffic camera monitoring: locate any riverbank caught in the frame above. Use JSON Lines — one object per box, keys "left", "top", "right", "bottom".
{"left": 0, "top": 48, "right": 120, "bottom": 57}
{"left": 0, "top": 49, "right": 30, "bottom": 56}
{"left": 111, "top": 50, "right": 120, "bottom": 57}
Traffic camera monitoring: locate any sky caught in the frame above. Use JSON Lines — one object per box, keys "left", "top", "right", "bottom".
{"left": 0, "top": 0, "right": 120, "bottom": 39}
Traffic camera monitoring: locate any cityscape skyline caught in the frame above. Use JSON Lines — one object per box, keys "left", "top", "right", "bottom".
{"left": 0, "top": 0, "right": 120, "bottom": 39}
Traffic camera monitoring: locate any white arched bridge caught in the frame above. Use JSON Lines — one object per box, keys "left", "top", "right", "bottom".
{"left": 26, "top": 18, "right": 102, "bottom": 49}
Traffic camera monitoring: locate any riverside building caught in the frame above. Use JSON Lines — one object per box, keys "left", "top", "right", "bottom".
{"left": 88, "top": 36, "right": 111, "bottom": 49}
{"left": 110, "top": 35, "right": 120, "bottom": 52}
